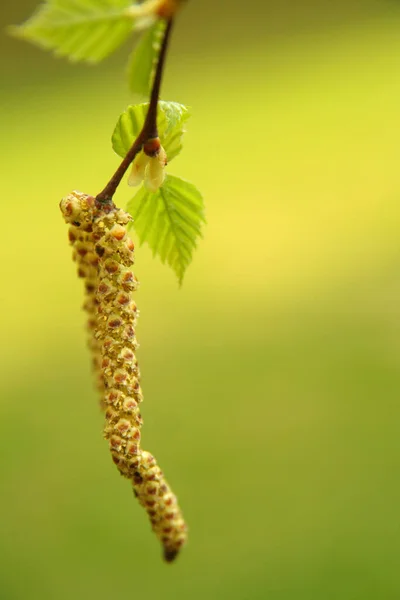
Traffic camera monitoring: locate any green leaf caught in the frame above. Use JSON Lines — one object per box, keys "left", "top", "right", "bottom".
{"left": 12, "top": 0, "right": 135, "bottom": 63}
{"left": 127, "top": 19, "right": 166, "bottom": 96}
{"left": 126, "top": 174, "right": 205, "bottom": 284}
{"left": 112, "top": 101, "right": 190, "bottom": 160}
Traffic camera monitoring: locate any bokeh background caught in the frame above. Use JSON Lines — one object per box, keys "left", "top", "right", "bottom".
{"left": 2, "top": 0, "right": 400, "bottom": 598}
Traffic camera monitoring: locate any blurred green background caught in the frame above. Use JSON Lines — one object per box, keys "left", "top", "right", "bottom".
{"left": 2, "top": 0, "right": 400, "bottom": 598}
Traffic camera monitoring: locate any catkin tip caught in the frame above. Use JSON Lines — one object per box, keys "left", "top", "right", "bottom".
{"left": 163, "top": 547, "right": 179, "bottom": 563}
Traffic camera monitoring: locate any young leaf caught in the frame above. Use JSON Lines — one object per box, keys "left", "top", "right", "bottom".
{"left": 112, "top": 101, "right": 190, "bottom": 161}
{"left": 12, "top": 0, "right": 135, "bottom": 64}
{"left": 126, "top": 175, "right": 205, "bottom": 284}
{"left": 127, "top": 19, "right": 166, "bottom": 96}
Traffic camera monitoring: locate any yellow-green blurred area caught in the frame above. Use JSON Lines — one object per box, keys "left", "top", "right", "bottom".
{"left": 3, "top": 0, "right": 400, "bottom": 597}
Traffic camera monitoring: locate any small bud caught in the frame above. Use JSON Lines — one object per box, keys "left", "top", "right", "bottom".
{"left": 107, "top": 314, "right": 123, "bottom": 329}
{"left": 126, "top": 442, "right": 140, "bottom": 456}
{"left": 116, "top": 419, "right": 132, "bottom": 436}
{"left": 109, "top": 435, "right": 123, "bottom": 451}
{"left": 105, "top": 407, "right": 118, "bottom": 422}
{"left": 113, "top": 368, "right": 129, "bottom": 384}
{"left": 119, "top": 347, "right": 135, "bottom": 362}
{"left": 104, "top": 259, "right": 120, "bottom": 274}
{"left": 118, "top": 269, "right": 138, "bottom": 291}
{"left": 116, "top": 209, "right": 131, "bottom": 225}
{"left": 123, "top": 397, "right": 138, "bottom": 412}
{"left": 106, "top": 389, "right": 123, "bottom": 406}
{"left": 115, "top": 291, "right": 130, "bottom": 306}
{"left": 108, "top": 224, "right": 127, "bottom": 242}
{"left": 68, "top": 228, "right": 77, "bottom": 243}
{"left": 98, "top": 279, "right": 115, "bottom": 296}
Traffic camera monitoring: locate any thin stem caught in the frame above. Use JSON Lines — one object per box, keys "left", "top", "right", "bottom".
{"left": 141, "top": 18, "right": 173, "bottom": 139}
{"left": 96, "top": 18, "right": 174, "bottom": 206}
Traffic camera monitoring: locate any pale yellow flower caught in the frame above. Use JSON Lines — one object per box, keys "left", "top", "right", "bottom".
{"left": 128, "top": 143, "right": 167, "bottom": 193}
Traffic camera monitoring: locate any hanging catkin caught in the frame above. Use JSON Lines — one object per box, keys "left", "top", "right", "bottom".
{"left": 60, "top": 191, "right": 187, "bottom": 561}
{"left": 60, "top": 191, "right": 104, "bottom": 403}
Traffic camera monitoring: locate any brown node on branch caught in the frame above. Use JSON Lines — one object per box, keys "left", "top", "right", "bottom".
{"left": 143, "top": 137, "right": 162, "bottom": 157}
{"left": 156, "top": 0, "right": 185, "bottom": 19}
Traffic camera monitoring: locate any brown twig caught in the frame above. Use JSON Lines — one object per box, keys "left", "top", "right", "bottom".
{"left": 95, "top": 18, "right": 174, "bottom": 207}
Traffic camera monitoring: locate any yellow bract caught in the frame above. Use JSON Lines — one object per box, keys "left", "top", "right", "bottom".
{"left": 128, "top": 145, "right": 167, "bottom": 192}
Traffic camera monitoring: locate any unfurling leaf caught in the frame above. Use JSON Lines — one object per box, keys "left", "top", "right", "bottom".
{"left": 112, "top": 101, "right": 190, "bottom": 161}
{"left": 12, "top": 0, "right": 135, "bottom": 63}
{"left": 126, "top": 175, "right": 205, "bottom": 284}
{"left": 127, "top": 20, "right": 166, "bottom": 96}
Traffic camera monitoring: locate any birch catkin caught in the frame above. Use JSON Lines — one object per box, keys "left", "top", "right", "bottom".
{"left": 60, "top": 191, "right": 187, "bottom": 561}
{"left": 60, "top": 191, "right": 104, "bottom": 402}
